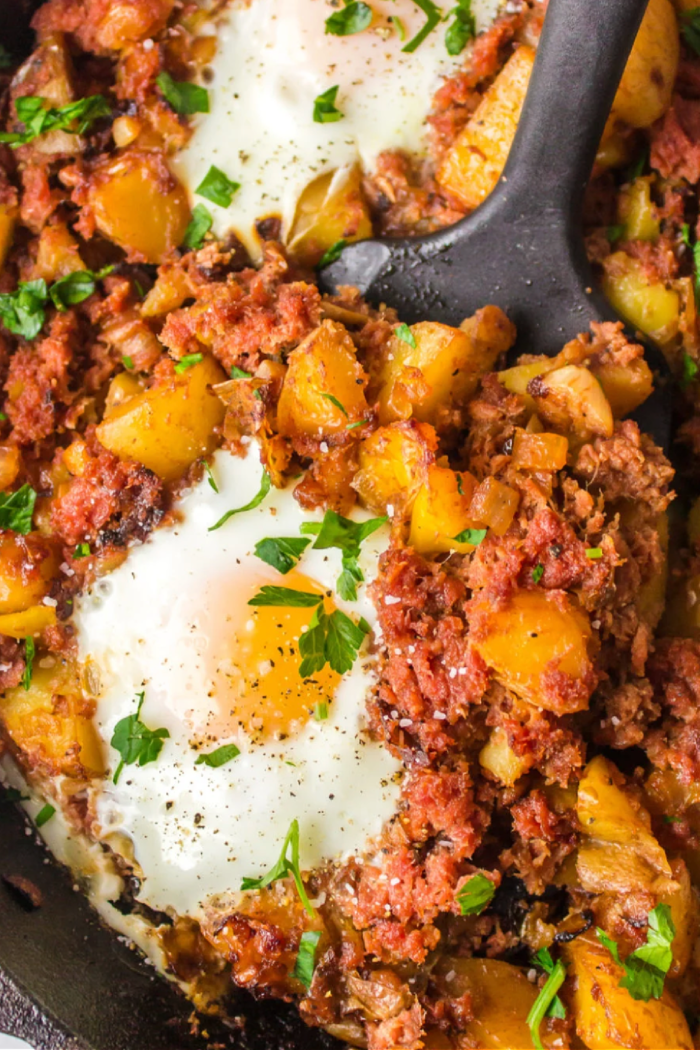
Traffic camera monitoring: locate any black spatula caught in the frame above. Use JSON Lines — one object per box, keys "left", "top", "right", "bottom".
{"left": 319, "top": 0, "right": 671, "bottom": 446}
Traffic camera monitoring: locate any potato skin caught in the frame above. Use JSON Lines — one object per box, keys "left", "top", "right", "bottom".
{"left": 607, "top": 0, "right": 679, "bottom": 132}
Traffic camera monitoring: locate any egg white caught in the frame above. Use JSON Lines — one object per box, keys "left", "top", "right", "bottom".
{"left": 174, "top": 0, "right": 505, "bottom": 256}
{"left": 73, "top": 442, "right": 401, "bottom": 918}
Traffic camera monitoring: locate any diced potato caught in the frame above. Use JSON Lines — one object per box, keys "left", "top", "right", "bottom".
{"left": 277, "top": 321, "right": 368, "bottom": 439}
{"left": 33, "top": 222, "right": 84, "bottom": 282}
{"left": 602, "top": 252, "right": 680, "bottom": 346}
{"left": 564, "top": 933, "right": 692, "bottom": 1050}
{"left": 469, "top": 589, "right": 593, "bottom": 713}
{"left": 468, "top": 476, "right": 519, "bottom": 536}
{"left": 0, "top": 534, "right": 58, "bottom": 615}
{"left": 87, "top": 150, "right": 191, "bottom": 263}
{"left": 591, "top": 356, "right": 654, "bottom": 417}
{"left": 375, "top": 307, "right": 515, "bottom": 427}
{"left": 11, "top": 35, "right": 81, "bottom": 156}
{"left": 479, "top": 726, "right": 532, "bottom": 787}
{"left": 576, "top": 755, "right": 674, "bottom": 895}
{"left": 141, "top": 266, "right": 193, "bottom": 318}
{"left": 607, "top": 0, "right": 679, "bottom": 133}
{"left": 0, "top": 446, "right": 21, "bottom": 491}
{"left": 353, "top": 420, "right": 437, "bottom": 515}
{"left": 617, "top": 177, "right": 660, "bottom": 242}
{"left": 530, "top": 365, "right": 614, "bottom": 441}
{"left": 499, "top": 358, "right": 551, "bottom": 400}
{"left": 437, "top": 45, "right": 535, "bottom": 210}
{"left": 0, "top": 605, "right": 56, "bottom": 639}
{"left": 661, "top": 858, "right": 698, "bottom": 977}
{"left": 511, "top": 429, "right": 569, "bottom": 471}
{"left": 287, "top": 166, "right": 372, "bottom": 266}
{"left": 0, "top": 661, "right": 104, "bottom": 778}
{"left": 408, "top": 465, "right": 479, "bottom": 554}
{"left": 102, "top": 372, "right": 145, "bottom": 418}
{"left": 96, "top": 355, "right": 225, "bottom": 482}
{"left": 91, "top": 0, "right": 174, "bottom": 50}
{"left": 0, "top": 204, "right": 17, "bottom": 273}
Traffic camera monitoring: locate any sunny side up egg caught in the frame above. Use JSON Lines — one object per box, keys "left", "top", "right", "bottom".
{"left": 72, "top": 441, "right": 401, "bottom": 919}
{"left": 174, "top": 0, "right": 505, "bottom": 257}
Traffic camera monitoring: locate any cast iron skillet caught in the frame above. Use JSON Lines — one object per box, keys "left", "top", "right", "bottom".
{"left": 0, "top": 0, "right": 654, "bottom": 1046}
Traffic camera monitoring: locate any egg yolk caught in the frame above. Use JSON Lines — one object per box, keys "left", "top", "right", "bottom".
{"left": 208, "top": 570, "right": 339, "bottom": 744}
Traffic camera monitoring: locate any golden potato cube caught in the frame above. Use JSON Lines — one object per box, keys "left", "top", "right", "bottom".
{"left": 479, "top": 726, "right": 532, "bottom": 787}
{"left": 0, "top": 661, "right": 104, "bottom": 778}
{"left": 33, "top": 222, "right": 84, "bottom": 282}
{"left": 0, "top": 534, "right": 59, "bottom": 615}
{"left": 11, "top": 35, "right": 81, "bottom": 156}
{"left": 0, "top": 605, "right": 57, "bottom": 639}
{"left": 141, "top": 266, "right": 193, "bottom": 318}
{"left": 408, "top": 465, "right": 479, "bottom": 555}
{"left": 511, "top": 429, "right": 569, "bottom": 471}
{"left": 470, "top": 589, "right": 593, "bottom": 713}
{"left": 468, "top": 476, "right": 519, "bottom": 536}
{"left": 608, "top": 0, "right": 679, "bottom": 132}
{"left": 437, "top": 45, "right": 535, "bottom": 210}
{"left": 602, "top": 252, "right": 680, "bottom": 346}
{"left": 103, "top": 372, "right": 145, "bottom": 418}
{"left": 287, "top": 166, "right": 372, "bottom": 266}
{"left": 87, "top": 149, "right": 191, "bottom": 264}
{"left": 277, "top": 321, "right": 369, "bottom": 439}
{"left": 0, "top": 446, "right": 21, "bottom": 491}
{"left": 531, "top": 364, "right": 614, "bottom": 440}
{"left": 0, "top": 204, "right": 17, "bottom": 273}
{"left": 565, "top": 933, "right": 692, "bottom": 1050}
{"left": 617, "top": 177, "right": 660, "bottom": 242}
{"left": 592, "top": 356, "right": 654, "bottom": 417}
{"left": 96, "top": 355, "right": 225, "bottom": 482}
{"left": 353, "top": 420, "right": 437, "bottom": 515}
{"left": 661, "top": 858, "right": 698, "bottom": 977}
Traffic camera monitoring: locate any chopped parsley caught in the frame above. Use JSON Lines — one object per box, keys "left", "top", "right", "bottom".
{"left": 0, "top": 94, "right": 110, "bottom": 148}
{"left": 681, "top": 222, "right": 692, "bottom": 248}
{"left": 174, "top": 352, "right": 203, "bottom": 374}
{"left": 453, "top": 526, "right": 487, "bottom": 546}
{"left": 249, "top": 586, "right": 325, "bottom": 608}
{"left": 444, "top": 0, "right": 476, "bottom": 56}
{"left": 21, "top": 637, "right": 35, "bottom": 691}
{"left": 195, "top": 743, "right": 240, "bottom": 767}
{"left": 240, "top": 818, "right": 315, "bottom": 915}
{"left": 230, "top": 365, "right": 253, "bottom": 379}
{"left": 391, "top": 14, "right": 406, "bottom": 40}
{"left": 317, "top": 239, "right": 347, "bottom": 268}
{"left": 156, "top": 72, "right": 209, "bottom": 115}
{"left": 585, "top": 547, "right": 603, "bottom": 559}
{"left": 394, "top": 322, "right": 416, "bottom": 348}
{"left": 73, "top": 542, "right": 91, "bottom": 559}
{"left": 35, "top": 802, "right": 56, "bottom": 828}
{"left": 682, "top": 351, "right": 699, "bottom": 388}
{"left": 681, "top": 8, "right": 700, "bottom": 56}
{"left": 402, "top": 0, "right": 442, "bottom": 53}
{"left": 110, "top": 691, "right": 170, "bottom": 784}
{"left": 607, "top": 223, "right": 626, "bottom": 244}
{"left": 0, "top": 484, "right": 37, "bottom": 535}
{"left": 455, "top": 873, "right": 494, "bottom": 915}
{"left": 625, "top": 149, "right": 648, "bottom": 185}
{"left": 122, "top": 355, "right": 134, "bottom": 370}
{"left": 202, "top": 459, "right": 218, "bottom": 493}
{"left": 195, "top": 165, "right": 240, "bottom": 208}
{"left": 0, "top": 279, "right": 49, "bottom": 339}
{"left": 49, "top": 266, "right": 113, "bottom": 311}
{"left": 532, "top": 564, "right": 544, "bottom": 584}
{"left": 314, "top": 701, "right": 329, "bottom": 721}
{"left": 293, "top": 930, "right": 322, "bottom": 988}
{"left": 321, "top": 393, "right": 348, "bottom": 417}
{"left": 527, "top": 949, "right": 567, "bottom": 1050}
{"left": 597, "top": 904, "right": 675, "bottom": 1002}
{"left": 313, "top": 85, "right": 343, "bottom": 123}
{"left": 254, "top": 536, "right": 311, "bottom": 575}
{"left": 182, "top": 203, "right": 213, "bottom": 250}
{"left": 302, "top": 509, "right": 386, "bottom": 600}
{"left": 209, "top": 469, "right": 271, "bottom": 532}
{"left": 325, "top": 1, "right": 373, "bottom": 36}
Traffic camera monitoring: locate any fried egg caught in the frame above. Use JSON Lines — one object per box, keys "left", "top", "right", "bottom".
{"left": 73, "top": 442, "right": 401, "bottom": 918}
{"left": 174, "top": 0, "right": 505, "bottom": 256}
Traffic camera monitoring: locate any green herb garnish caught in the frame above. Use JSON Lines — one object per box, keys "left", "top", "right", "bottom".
{"left": 0, "top": 484, "right": 37, "bottom": 535}
{"left": 455, "top": 872, "right": 494, "bottom": 915}
{"left": 317, "top": 239, "right": 347, "bottom": 268}
{"left": 532, "top": 564, "right": 544, "bottom": 584}
{"left": 444, "top": 0, "right": 475, "bottom": 56}
{"left": 585, "top": 547, "right": 603, "bottom": 559}
{"left": 174, "top": 352, "right": 203, "bottom": 374}
{"left": 681, "top": 8, "right": 700, "bottom": 55}
{"left": 49, "top": 266, "right": 113, "bottom": 311}
{"left": 293, "top": 929, "right": 322, "bottom": 988}
{"left": 22, "top": 636, "right": 35, "bottom": 691}
{"left": 110, "top": 691, "right": 170, "bottom": 784}
{"left": 122, "top": 355, "right": 134, "bottom": 370}
{"left": 682, "top": 351, "right": 699, "bottom": 388}
{"left": 182, "top": 203, "right": 213, "bottom": 250}
{"left": 453, "top": 527, "right": 487, "bottom": 546}
{"left": 202, "top": 459, "right": 218, "bottom": 493}
{"left": 209, "top": 470, "right": 271, "bottom": 532}
{"left": 391, "top": 14, "right": 406, "bottom": 39}
{"left": 325, "top": 1, "right": 373, "bottom": 36}
{"left": 0, "top": 279, "right": 48, "bottom": 339}
{"left": 230, "top": 365, "right": 253, "bottom": 379}
{"left": 302, "top": 510, "right": 386, "bottom": 601}
{"left": 73, "top": 542, "right": 91, "bottom": 559}
{"left": 35, "top": 802, "right": 56, "bottom": 828}
{"left": 156, "top": 72, "right": 209, "bottom": 115}
{"left": 596, "top": 904, "right": 675, "bottom": 1002}
{"left": 321, "top": 393, "right": 348, "bottom": 417}
{"left": 394, "top": 322, "right": 416, "bottom": 348}
{"left": 314, "top": 701, "right": 329, "bottom": 721}
{"left": 195, "top": 743, "right": 240, "bottom": 767}
{"left": 254, "top": 536, "right": 311, "bottom": 575}
{"left": 313, "top": 85, "right": 343, "bottom": 123}
{"left": 402, "top": 0, "right": 442, "bottom": 53}
{"left": 0, "top": 94, "right": 110, "bottom": 148}
{"left": 527, "top": 950, "right": 567, "bottom": 1050}
{"left": 195, "top": 165, "right": 240, "bottom": 208}
{"left": 241, "top": 818, "right": 315, "bottom": 915}
{"left": 607, "top": 223, "right": 626, "bottom": 244}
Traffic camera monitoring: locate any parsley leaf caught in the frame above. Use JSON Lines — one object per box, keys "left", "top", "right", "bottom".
{"left": 681, "top": 8, "right": 700, "bottom": 56}
{"left": 533, "top": 948, "right": 567, "bottom": 1019}
{"left": 73, "top": 542, "right": 91, "bottom": 559}
{"left": 293, "top": 930, "right": 322, "bottom": 988}
{"left": 0, "top": 484, "right": 37, "bottom": 534}
{"left": 321, "top": 392, "right": 348, "bottom": 417}
{"left": 526, "top": 952, "right": 567, "bottom": 1050}
{"left": 455, "top": 872, "right": 495, "bottom": 915}
{"left": 0, "top": 279, "right": 49, "bottom": 339}
{"left": 682, "top": 222, "right": 692, "bottom": 247}
{"left": 324, "top": 608, "right": 370, "bottom": 674}
{"left": 299, "top": 605, "right": 329, "bottom": 676}
{"left": 240, "top": 818, "right": 315, "bottom": 915}
{"left": 304, "top": 509, "right": 386, "bottom": 601}
{"left": 195, "top": 165, "right": 240, "bottom": 208}
{"left": 325, "top": 1, "right": 373, "bottom": 36}
{"left": 174, "top": 352, "right": 203, "bottom": 374}
{"left": 49, "top": 266, "right": 112, "bottom": 310}
{"left": 249, "top": 586, "right": 323, "bottom": 608}
{"left": 445, "top": 0, "right": 476, "bottom": 56}
{"left": 230, "top": 365, "right": 253, "bottom": 379}
{"left": 182, "top": 203, "right": 213, "bottom": 250}
{"left": 314, "top": 701, "right": 329, "bottom": 721}
{"left": 532, "top": 564, "right": 544, "bottom": 584}
{"left": 682, "top": 351, "right": 699, "bottom": 388}
{"left": 195, "top": 743, "right": 240, "bottom": 767}
{"left": 110, "top": 691, "right": 170, "bottom": 784}
{"left": 625, "top": 149, "right": 648, "bottom": 184}
{"left": 394, "top": 322, "right": 416, "bottom": 348}
{"left": 209, "top": 470, "right": 271, "bottom": 532}
{"left": 0, "top": 94, "right": 110, "bottom": 148}
{"left": 317, "top": 239, "right": 347, "bottom": 268}
{"left": 402, "top": 0, "right": 442, "bottom": 53}
{"left": 607, "top": 223, "right": 626, "bottom": 244}
{"left": 453, "top": 527, "right": 487, "bottom": 546}
{"left": 156, "top": 71, "right": 209, "bottom": 115}
{"left": 35, "top": 802, "right": 56, "bottom": 828}
{"left": 122, "top": 355, "right": 134, "bottom": 370}
{"left": 597, "top": 904, "right": 675, "bottom": 1002}
{"left": 391, "top": 14, "right": 406, "bottom": 39}
{"left": 313, "top": 85, "right": 343, "bottom": 123}
{"left": 202, "top": 459, "right": 218, "bottom": 493}
{"left": 22, "top": 636, "right": 35, "bottom": 691}
{"left": 254, "top": 536, "right": 311, "bottom": 575}
{"left": 585, "top": 547, "right": 603, "bottom": 559}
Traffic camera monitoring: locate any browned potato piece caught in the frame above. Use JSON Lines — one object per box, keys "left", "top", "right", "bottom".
{"left": 0, "top": 204, "right": 17, "bottom": 273}
{"left": 0, "top": 533, "right": 58, "bottom": 614}
{"left": 592, "top": 356, "right": 654, "bottom": 418}
{"left": 530, "top": 365, "right": 613, "bottom": 441}
{"left": 287, "top": 166, "right": 372, "bottom": 266}
{"left": 33, "top": 222, "right": 84, "bottom": 282}
{"left": 479, "top": 726, "right": 533, "bottom": 786}
{"left": 602, "top": 252, "right": 680, "bottom": 346}
{"left": 408, "top": 465, "right": 479, "bottom": 554}
{"left": 87, "top": 150, "right": 191, "bottom": 263}
{"left": 353, "top": 420, "right": 437, "bottom": 515}
{"left": 11, "top": 35, "right": 81, "bottom": 155}
{"left": 606, "top": 0, "right": 679, "bottom": 133}
{"left": 96, "top": 355, "right": 225, "bottom": 482}
{"left": 564, "top": 933, "right": 693, "bottom": 1050}
{"left": 0, "top": 605, "right": 56, "bottom": 639}
{"left": 276, "top": 321, "right": 368, "bottom": 439}
{"left": 375, "top": 306, "right": 515, "bottom": 427}
{"left": 436, "top": 46, "right": 535, "bottom": 210}
{"left": 617, "top": 177, "right": 660, "bottom": 242}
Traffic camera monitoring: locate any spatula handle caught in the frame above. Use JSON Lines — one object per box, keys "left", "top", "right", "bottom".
{"left": 503, "top": 0, "right": 648, "bottom": 215}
